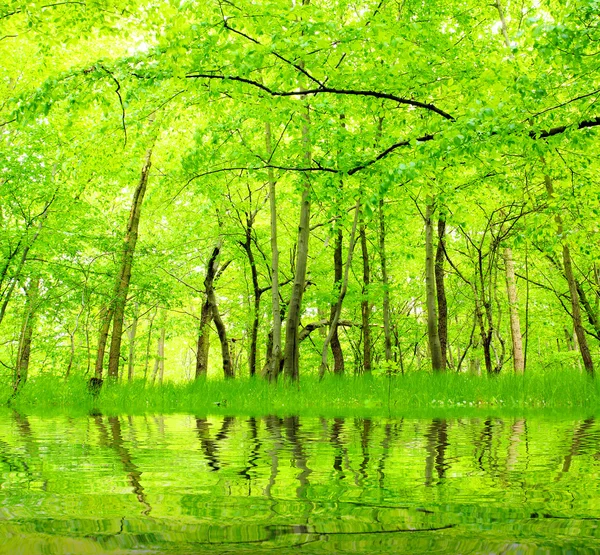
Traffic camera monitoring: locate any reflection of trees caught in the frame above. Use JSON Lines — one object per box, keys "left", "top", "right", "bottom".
{"left": 238, "top": 417, "right": 261, "bottom": 494}
{"left": 93, "top": 414, "right": 151, "bottom": 515}
{"left": 560, "top": 417, "right": 596, "bottom": 475}
{"left": 376, "top": 420, "right": 402, "bottom": 490}
{"left": 194, "top": 415, "right": 235, "bottom": 472}
{"left": 425, "top": 419, "right": 449, "bottom": 486}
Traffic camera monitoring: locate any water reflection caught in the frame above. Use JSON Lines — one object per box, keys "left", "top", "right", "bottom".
{"left": 0, "top": 412, "right": 599, "bottom": 553}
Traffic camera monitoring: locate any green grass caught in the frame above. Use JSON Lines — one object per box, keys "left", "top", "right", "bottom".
{"left": 3, "top": 367, "right": 600, "bottom": 417}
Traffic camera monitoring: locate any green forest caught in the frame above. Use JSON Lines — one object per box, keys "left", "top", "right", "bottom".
{"left": 2, "top": 0, "right": 600, "bottom": 400}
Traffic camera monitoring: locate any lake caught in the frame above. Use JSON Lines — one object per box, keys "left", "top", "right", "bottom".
{"left": 0, "top": 412, "right": 599, "bottom": 554}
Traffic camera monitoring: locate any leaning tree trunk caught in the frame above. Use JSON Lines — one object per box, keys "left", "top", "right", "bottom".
{"left": 360, "top": 222, "right": 372, "bottom": 373}
{"left": 265, "top": 122, "right": 282, "bottom": 381}
{"left": 434, "top": 213, "right": 448, "bottom": 371}
{"left": 320, "top": 198, "right": 361, "bottom": 378}
{"left": 210, "top": 289, "right": 234, "bottom": 379}
{"left": 13, "top": 277, "right": 40, "bottom": 395}
{"left": 107, "top": 148, "right": 153, "bottom": 380}
{"left": 544, "top": 173, "right": 594, "bottom": 377}
{"left": 503, "top": 247, "right": 524, "bottom": 374}
{"left": 425, "top": 203, "right": 443, "bottom": 372}
{"left": 283, "top": 103, "right": 311, "bottom": 382}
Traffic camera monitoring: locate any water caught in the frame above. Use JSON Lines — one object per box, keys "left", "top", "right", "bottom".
{"left": 0, "top": 412, "right": 599, "bottom": 554}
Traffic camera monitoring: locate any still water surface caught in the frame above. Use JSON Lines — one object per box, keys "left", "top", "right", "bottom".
{"left": 0, "top": 412, "right": 599, "bottom": 554}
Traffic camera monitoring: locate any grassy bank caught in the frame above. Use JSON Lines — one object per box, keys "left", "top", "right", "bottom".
{"left": 3, "top": 367, "right": 600, "bottom": 417}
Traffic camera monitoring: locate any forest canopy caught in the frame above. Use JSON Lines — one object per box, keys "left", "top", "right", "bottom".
{"left": 1, "top": 0, "right": 599, "bottom": 389}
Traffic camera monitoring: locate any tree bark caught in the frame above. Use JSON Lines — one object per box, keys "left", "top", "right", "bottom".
{"left": 240, "top": 215, "right": 261, "bottom": 378}
{"left": 127, "top": 302, "right": 139, "bottom": 382}
{"left": 320, "top": 198, "right": 361, "bottom": 378}
{"left": 329, "top": 227, "right": 345, "bottom": 374}
{"left": 378, "top": 198, "right": 393, "bottom": 363}
{"left": 107, "top": 148, "right": 153, "bottom": 380}
{"left": 425, "top": 203, "right": 443, "bottom": 372}
{"left": 360, "top": 222, "right": 372, "bottom": 373}
{"left": 195, "top": 300, "right": 212, "bottom": 378}
{"left": 13, "top": 277, "right": 39, "bottom": 394}
{"left": 544, "top": 173, "right": 594, "bottom": 376}
{"left": 435, "top": 214, "right": 448, "bottom": 371}
{"left": 94, "top": 304, "right": 113, "bottom": 380}
{"left": 283, "top": 104, "right": 311, "bottom": 382}
{"left": 503, "top": 247, "right": 524, "bottom": 374}
{"left": 265, "top": 122, "right": 282, "bottom": 381}
{"left": 210, "top": 289, "right": 234, "bottom": 379}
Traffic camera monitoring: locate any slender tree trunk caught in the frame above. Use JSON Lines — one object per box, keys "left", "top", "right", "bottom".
{"left": 241, "top": 219, "right": 261, "bottom": 378}
{"left": 127, "top": 303, "right": 139, "bottom": 382}
{"left": 151, "top": 333, "right": 161, "bottom": 384}
{"left": 0, "top": 200, "right": 52, "bottom": 328}
{"left": 544, "top": 173, "right": 594, "bottom": 376}
{"left": 195, "top": 301, "right": 212, "bottom": 378}
{"left": 144, "top": 308, "right": 156, "bottom": 381}
{"left": 283, "top": 103, "right": 311, "bottom": 382}
{"left": 265, "top": 122, "right": 282, "bottom": 381}
{"left": 65, "top": 294, "right": 85, "bottom": 379}
{"left": 94, "top": 304, "right": 113, "bottom": 380}
{"left": 435, "top": 214, "right": 448, "bottom": 371}
{"left": 503, "top": 247, "right": 524, "bottom": 374}
{"left": 320, "top": 198, "right": 361, "bottom": 378}
{"left": 378, "top": 198, "right": 393, "bottom": 363}
{"left": 107, "top": 148, "right": 153, "bottom": 380}
{"left": 425, "top": 203, "right": 443, "bottom": 372}
{"left": 329, "top": 227, "right": 345, "bottom": 374}
{"left": 360, "top": 222, "right": 372, "bottom": 373}
{"left": 13, "top": 278, "right": 39, "bottom": 394}
{"left": 158, "top": 326, "right": 165, "bottom": 384}
{"left": 210, "top": 290, "right": 234, "bottom": 379}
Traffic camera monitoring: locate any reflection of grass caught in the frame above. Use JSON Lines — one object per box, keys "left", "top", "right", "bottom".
{"left": 3, "top": 367, "right": 600, "bottom": 416}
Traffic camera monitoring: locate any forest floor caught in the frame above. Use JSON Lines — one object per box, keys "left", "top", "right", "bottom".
{"left": 2, "top": 368, "right": 599, "bottom": 417}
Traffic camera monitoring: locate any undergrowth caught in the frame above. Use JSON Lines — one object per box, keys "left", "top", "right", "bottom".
{"left": 2, "top": 367, "right": 600, "bottom": 416}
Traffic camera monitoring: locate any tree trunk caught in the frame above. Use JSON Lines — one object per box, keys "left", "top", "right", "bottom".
{"left": 195, "top": 300, "right": 212, "bottom": 378}
{"left": 210, "top": 290, "right": 234, "bottom": 379}
{"left": 320, "top": 198, "right": 361, "bottom": 378}
{"left": 196, "top": 244, "right": 223, "bottom": 378}
{"left": 378, "top": 198, "right": 393, "bottom": 363}
{"left": 329, "top": 228, "right": 345, "bottom": 374}
{"left": 435, "top": 214, "right": 448, "bottom": 371}
{"left": 283, "top": 103, "right": 311, "bottom": 382}
{"left": 107, "top": 148, "right": 153, "bottom": 380}
{"left": 241, "top": 217, "right": 261, "bottom": 378}
{"left": 158, "top": 326, "right": 165, "bottom": 384}
{"left": 544, "top": 173, "right": 594, "bottom": 377}
{"left": 0, "top": 199, "right": 52, "bottom": 328}
{"left": 503, "top": 247, "right": 524, "bottom": 374}
{"left": 360, "top": 222, "right": 372, "bottom": 373}
{"left": 265, "top": 122, "right": 282, "bottom": 381}
{"left": 127, "top": 302, "right": 139, "bottom": 382}
{"left": 94, "top": 304, "right": 113, "bottom": 380}
{"left": 13, "top": 277, "right": 39, "bottom": 394}
{"left": 144, "top": 307, "right": 156, "bottom": 381}
{"left": 425, "top": 203, "right": 443, "bottom": 372}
